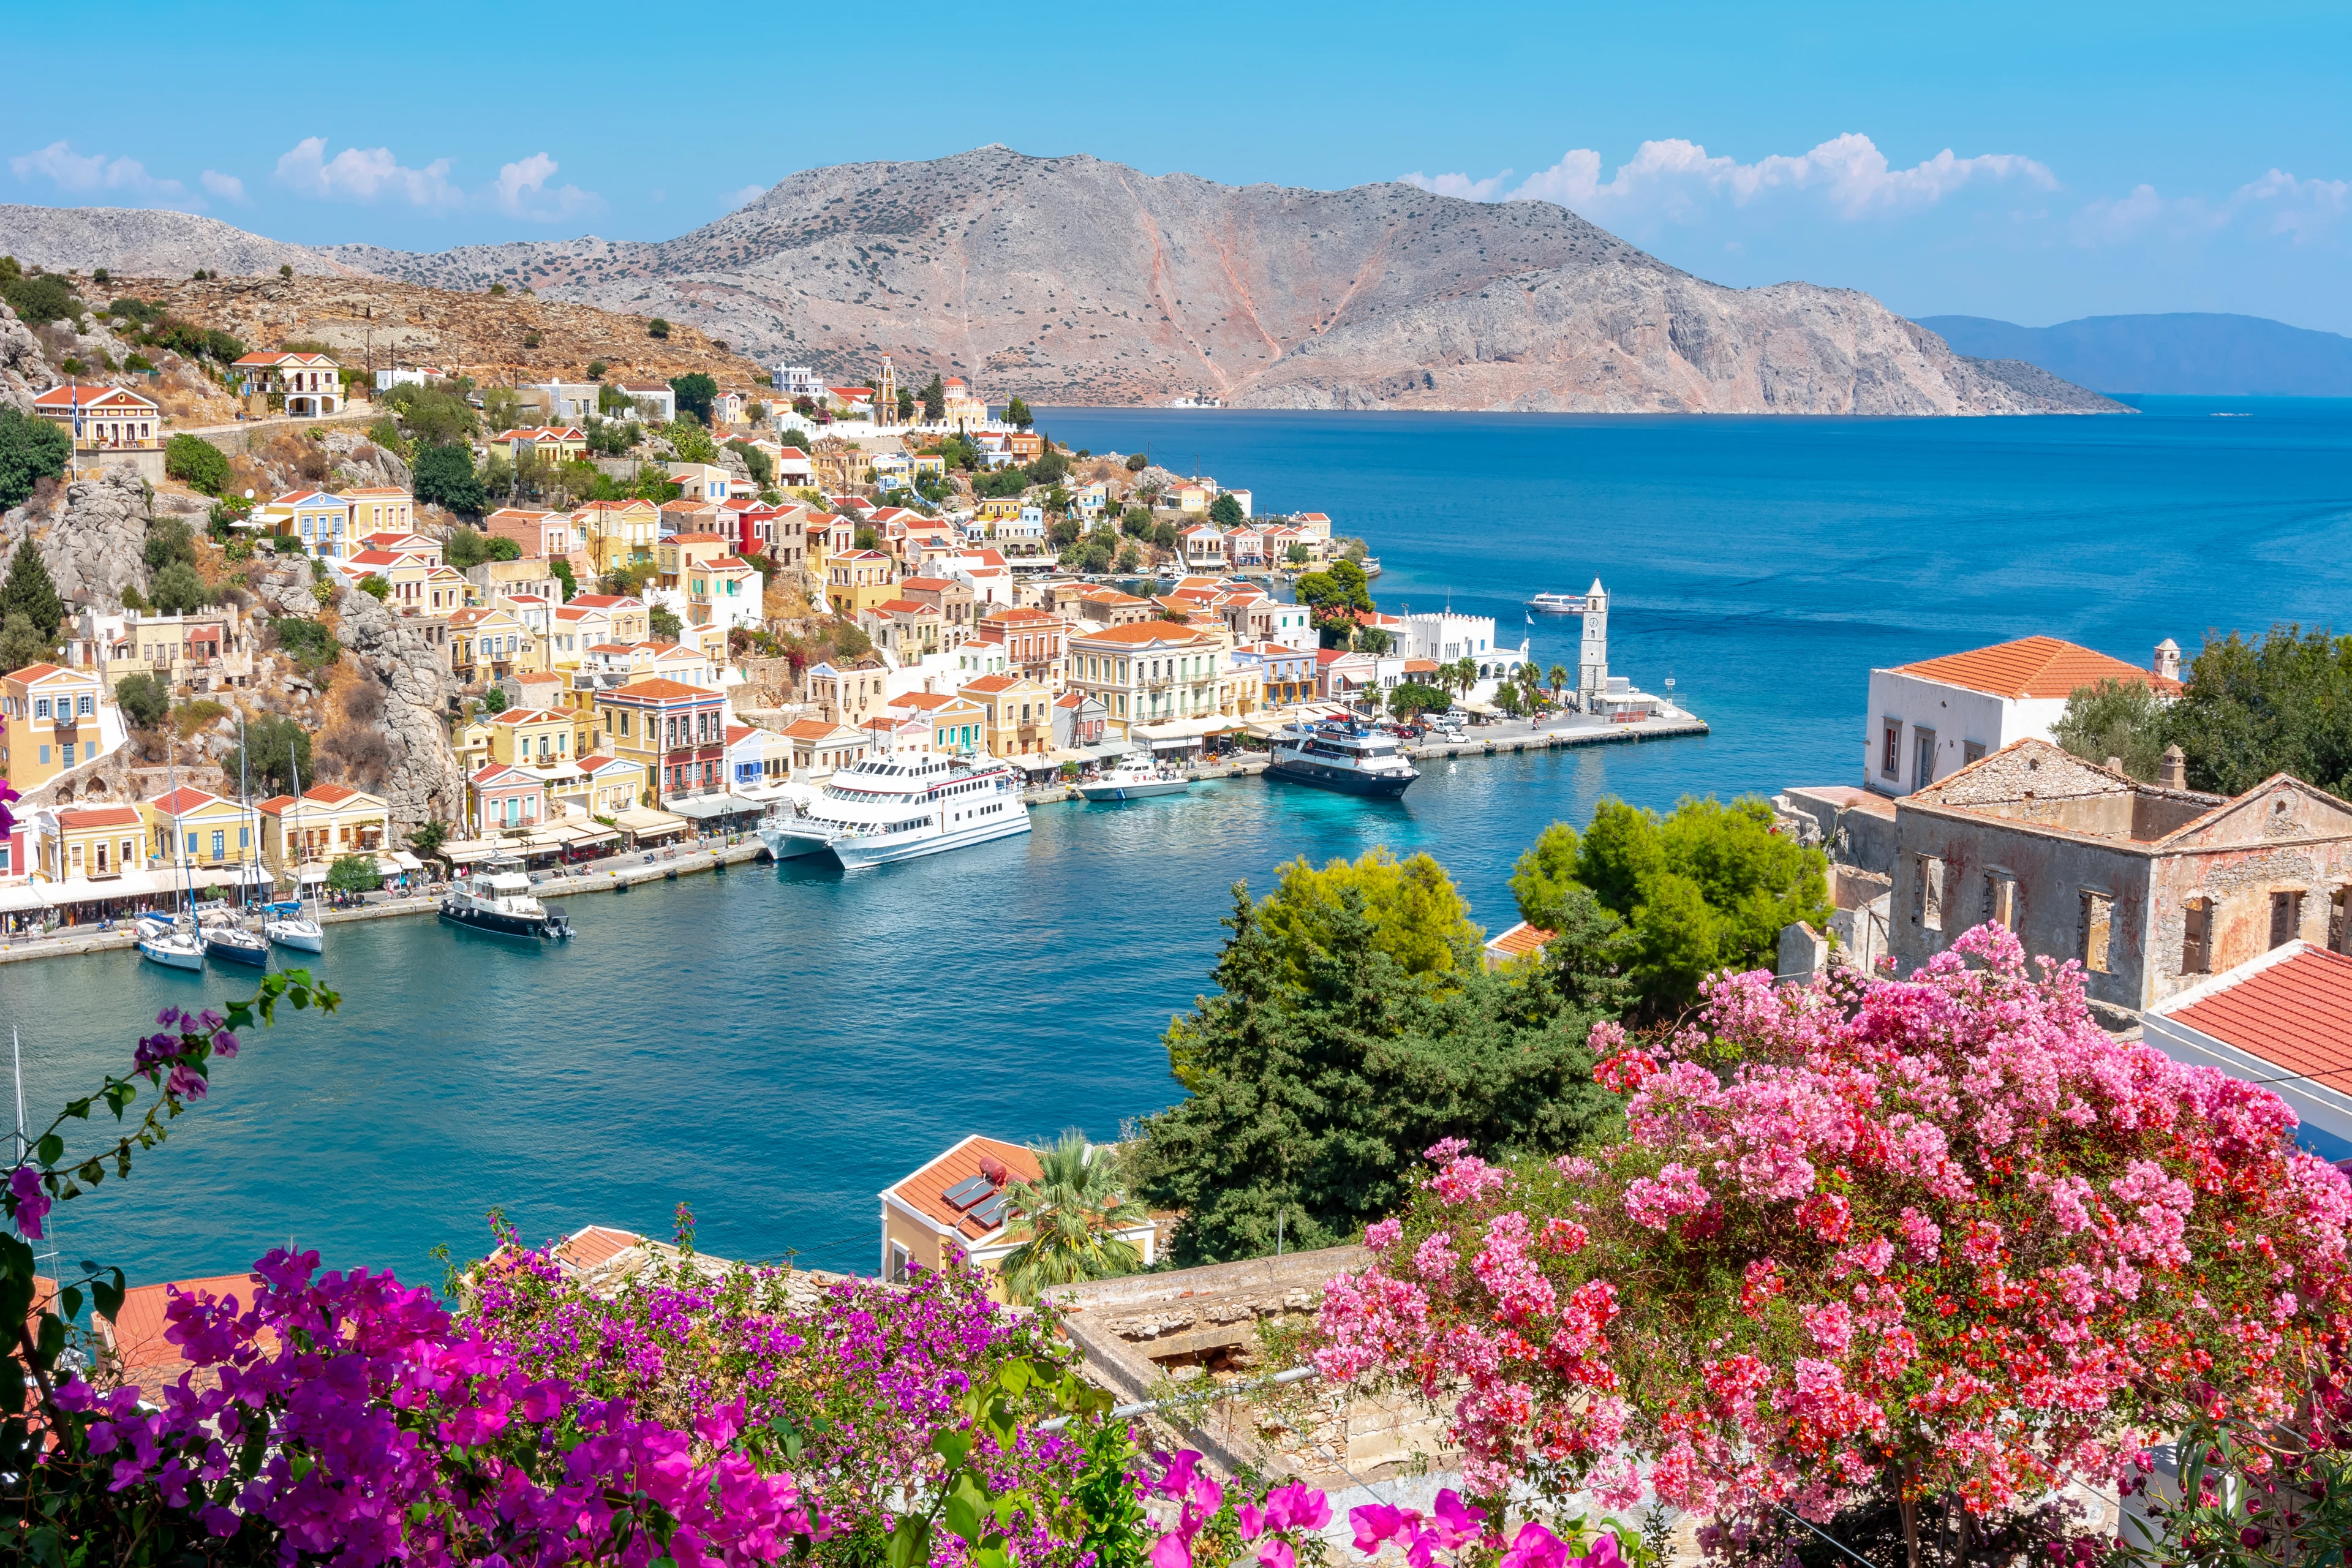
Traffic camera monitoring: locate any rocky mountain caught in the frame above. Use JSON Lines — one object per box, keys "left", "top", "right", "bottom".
{"left": 0, "top": 205, "right": 345, "bottom": 279}
{"left": 3, "top": 149, "right": 2122, "bottom": 413}
{"left": 330, "top": 147, "right": 2121, "bottom": 415}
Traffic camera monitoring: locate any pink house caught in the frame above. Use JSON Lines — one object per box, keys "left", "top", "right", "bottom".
{"left": 470, "top": 763, "right": 546, "bottom": 833}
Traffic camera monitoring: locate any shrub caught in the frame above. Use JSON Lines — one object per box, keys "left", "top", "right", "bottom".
{"left": 664, "top": 417, "right": 717, "bottom": 464}
{"left": 163, "top": 433, "right": 232, "bottom": 496}
{"left": 648, "top": 604, "right": 683, "bottom": 642}
{"left": 480, "top": 686, "right": 510, "bottom": 715}
{"left": 1125, "top": 452, "right": 1148, "bottom": 472}
{"left": 488, "top": 281, "right": 507, "bottom": 296}
{"left": 647, "top": 317, "right": 671, "bottom": 339}
{"left": 1, "top": 270, "right": 81, "bottom": 325}
{"left": 521, "top": 330, "right": 541, "bottom": 349}
{"left": 0, "top": 406, "right": 70, "bottom": 509}
{"left": 413, "top": 444, "right": 486, "bottom": 514}
{"left": 587, "top": 358, "right": 607, "bottom": 379}
{"left": 670, "top": 372, "right": 717, "bottom": 423}
{"left": 357, "top": 574, "right": 390, "bottom": 601}
{"left": 148, "top": 561, "right": 212, "bottom": 615}
{"left": 270, "top": 616, "right": 340, "bottom": 671}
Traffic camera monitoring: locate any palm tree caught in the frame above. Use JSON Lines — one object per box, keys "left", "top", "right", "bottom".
{"left": 995, "top": 1131, "right": 1150, "bottom": 1304}
{"left": 1548, "top": 663, "right": 1569, "bottom": 704}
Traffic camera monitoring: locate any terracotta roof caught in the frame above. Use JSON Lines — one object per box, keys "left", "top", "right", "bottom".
{"left": 31, "top": 383, "right": 157, "bottom": 411}
{"left": 1077, "top": 621, "right": 1202, "bottom": 647}
{"left": 960, "top": 674, "right": 1020, "bottom": 694}
{"left": 608, "top": 677, "right": 712, "bottom": 701}
{"left": 4, "top": 662, "right": 71, "bottom": 682}
{"left": 2162, "top": 944, "right": 2352, "bottom": 1084}
{"left": 782, "top": 718, "right": 847, "bottom": 740}
{"left": 888, "top": 1135, "right": 1044, "bottom": 1242}
{"left": 576, "top": 753, "right": 616, "bottom": 770}
{"left": 1892, "top": 636, "right": 2180, "bottom": 700}
{"left": 144, "top": 786, "right": 223, "bottom": 815}
{"left": 56, "top": 805, "right": 142, "bottom": 828}
{"left": 666, "top": 530, "right": 729, "bottom": 543}
{"left": 872, "top": 598, "right": 931, "bottom": 615}
{"left": 982, "top": 606, "right": 1055, "bottom": 625}
{"left": 343, "top": 487, "right": 411, "bottom": 500}
{"left": 305, "top": 783, "right": 363, "bottom": 805}
{"left": 490, "top": 708, "right": 564, "bottom": 726}
{"left": 552, "top": 1224, "right": 642, "bottom": 1270}
{"left": 900, "top": 576, "right": 954, "bottom": 592}
{"left": 567, "top": 594, "right": 641, "bottom": 609}
{"left": 1483, "top": 921, "right": 1556, "bottom": 962}
{"left": 101, "top": 1270, "right": 271, "bottom": 1395}
{"left": 894, "top": 692, "right": 956, "bottom": 712}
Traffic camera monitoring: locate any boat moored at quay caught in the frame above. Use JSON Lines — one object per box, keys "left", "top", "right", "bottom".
{"left": 757, "top": 749, "right": 1030, "bottom": 869}
{"left": 439, "top": 859, "right": 576, "bottom": 941}
{"left": 1266, "top": 719, "right": 1419, "bottom": 798}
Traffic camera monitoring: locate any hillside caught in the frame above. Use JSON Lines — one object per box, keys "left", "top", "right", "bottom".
{"left": 1, "top": 151, "right": 2122, "bottom": 413}
{"left": 100, "top": 273, "right": 769, "bottom": 390}
{"left": 0, "top": 204, "right": 345, "bottom": 279}
{"left": 1913, "top": 312, "right": 2352, "bottom": 397}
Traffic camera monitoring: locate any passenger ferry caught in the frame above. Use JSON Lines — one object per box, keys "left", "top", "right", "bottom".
{"left": 1076, "top": 750, "right": 1193, "bottom": 803}
{"left": 757, "top": 748, "right": 1030, "bottom": 869}
{"left": 1267, "top": 719, "right": 1420, "bottom": 799}
{"left": 1526, "top": 591, "right": 1587, "bottom": 614}
{"left": 439, "top": 858, "right": 575, "bottom": 941}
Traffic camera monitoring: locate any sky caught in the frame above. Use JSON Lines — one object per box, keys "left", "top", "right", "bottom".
{"left": 6, "top": 1, "right": 2348, "bottom": 333}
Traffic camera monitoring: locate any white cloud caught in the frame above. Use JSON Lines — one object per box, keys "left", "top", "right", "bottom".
{"left": 722, "top": 183, "right": 768, "bottom": 211}
{"left": 274, "top": 136, "right": 461, "bottom": 209}
{"left": 2068, "top": 169, "right": 2348, "bottom": 248}
{"left": 200, "top": 170, "right": 247, "bottom": 203}
{"left": 2231, "top": 168, "right": 2348, "bottom": 244}
{"left": 1409, "top": 134, "right": 2054, "bottom": 221}
{"left": 493, "top": 152, "right": 602, "bottom": 221}
{"left": 10, "top": 140, "right": 193, "bottom": 204}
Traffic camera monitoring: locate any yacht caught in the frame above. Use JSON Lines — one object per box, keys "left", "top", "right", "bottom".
{"left": 1076, "top": 751, "right": 1193, "bottom": 803}
{"left": 266, "top": 757, "right": 326, "bottom": 952}
{"left": 201, "top": 911, "right": 270, "bottom": 968}
{"left": 1267, "top": 718, "right": 1420, "bottom": 799}
{"left": 758, "top": 748, "right": 1029, "bottom": 869}
{"left": 439, "top": 859, "right": 575, "bottom": 941}
{"left": 1526, "top": 591, "right": 1586, "bottom": 614}
{"left": 138, "top": 916, "right": 205, "bottom": 971}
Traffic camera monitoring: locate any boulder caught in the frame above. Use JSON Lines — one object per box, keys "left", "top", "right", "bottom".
{"left": 0, "top": 466, "right": 153, "bottom": 613}
{"left": 326, "top": 584, "right": 466, "bottom": 829}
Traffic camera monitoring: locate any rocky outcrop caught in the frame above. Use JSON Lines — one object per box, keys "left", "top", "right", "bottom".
{"left": 319, "top": 581, "right": 466, "bottom": 829}
{"left": 0, "top": 304, "right": 50, "bottom": 414}
{"left": 0, "top": 205, "right": 346, "bottom": 278}
{"left": 321, "top": 428, "right": 411, "bottom": 492}
{"left": 0, "top": 466, "right": 153, "bottom": 613}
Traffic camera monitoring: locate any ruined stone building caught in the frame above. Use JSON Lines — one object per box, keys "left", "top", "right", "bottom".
{"left": 1889, "top": 739, "right": 2352, "bottom": 1016}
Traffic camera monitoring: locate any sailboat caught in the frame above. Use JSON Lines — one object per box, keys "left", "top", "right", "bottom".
{"left": 202, "top": 714, "right": 270, "bottom": 968}
{"left": 263, "top": 752, "right": 324, "bottom": 954}
{"left": 138, "top": 741, "right": 205, "bottom": 972}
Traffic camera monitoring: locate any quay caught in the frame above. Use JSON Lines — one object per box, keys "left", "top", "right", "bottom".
{"left": 0, "top": 710, "right": 1702, "bottom": 967}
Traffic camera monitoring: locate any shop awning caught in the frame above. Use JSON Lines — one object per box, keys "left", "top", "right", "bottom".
{"left": 390, "top": 850, "right": 424, "bottom": 870}
{"left": 437, "top": 839, "right": 501, "bottom": 865}
{"left": 613, "top": 807, "right": 689, "bottom": 839}
{"left": 295, "top": 861, "right": 331, "bottom": 885}
{"left": 185, "top": 864, "right": 273, "bottom": 889}
{"left": 670, "top": 794, "right": 762, "bottom": 821}
{"left": 1084, "top": 738, "right": 1131, "bottom": 760}
{"left": 562, "top": 824, "right": 620, "bottom": 848}
{"left": 0, "top": 884, "right": 50, "bottom": 912}
{"left": 43, "top": 870, "right": 167, "bottom": 904}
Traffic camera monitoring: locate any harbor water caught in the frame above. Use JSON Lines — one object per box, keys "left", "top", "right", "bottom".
{"left": 5, "top": 396, "right": 2349, "bottom": 1289}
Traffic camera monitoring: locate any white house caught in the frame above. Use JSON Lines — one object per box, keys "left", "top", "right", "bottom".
{"left": 668, "top": 464, "right": 732, "bottom": 505}
{"left": 1863, "top": 635, "right": 2181, "bottom": 797}
{"left": 1402, "top": 611, "right": 1531, "bottom": 686}
{"left": 772, "top": 365, "right": 824, "bottom": 399}
{"left": 2143, "top": 942, "right": 2352, "bottom": 1163}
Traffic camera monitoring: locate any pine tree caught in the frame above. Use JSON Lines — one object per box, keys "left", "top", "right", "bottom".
{"left": 0, "top": 541, "right": 65, "bottom": 641}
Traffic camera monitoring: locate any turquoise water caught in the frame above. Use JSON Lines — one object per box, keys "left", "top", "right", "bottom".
{"left": 6, "top": 398, "right": 2349, "bottom": 1290}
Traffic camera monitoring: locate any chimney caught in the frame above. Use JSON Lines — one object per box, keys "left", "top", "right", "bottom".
{"left": 2154, "top": 637, "right": 2181, "bottom": 683}
{"left": 2106, "top": 756, "right": 2124, "bottom": 774}
{"left": 2159, "top": 744, "right": 2187, "bottom": 790}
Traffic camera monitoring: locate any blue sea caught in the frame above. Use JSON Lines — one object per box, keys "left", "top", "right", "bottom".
{"left": 6, "top": 398, "right": 2348, "bottom": 1290}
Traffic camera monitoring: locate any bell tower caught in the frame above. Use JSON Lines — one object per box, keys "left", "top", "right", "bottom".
{"left": 1578, "top": 578, "right": 1608, "bottom": 698}
{"left": 877, "top": 355, "right": 900, "bottom": 425}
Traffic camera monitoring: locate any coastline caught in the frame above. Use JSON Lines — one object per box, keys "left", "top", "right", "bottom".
{"left": 0, "top": 709, "right": 1705, "bottom": 969}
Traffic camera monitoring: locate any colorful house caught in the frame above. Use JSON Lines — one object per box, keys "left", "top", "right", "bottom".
{"left": 824, "top": 549, "right": 898, "bottom": 617}
{"left": 878, "top": 1134, "right": 1157, "bottom": 1300}
{"left": 138, "top": 786, "right": 260, "bottom": 875}
{"left": 254, "top": 784, "right": 390, "bottom": 882}
{"left": 233, "top": 351, "right": 342, "bottom": 417}
{"left": 0, "top": 663, "right": 115, "bottom": 794}
{"left": 593, "top": 678, "right": 731, "bottom": 801}
{"left": 447, "top": 605, "right": 529, "bottom": 681}
{"left": 559, "top": 754, "right": 649, "bottom": 818}
{"left": 780, "top": 718, "right": 868, "bottom": 776}
{"left": 258, "top": 488, "right": 352, "bottom": 558}
{"left": 344, "top": 488, "right": 416, "bottom": 538}
{"left": 30, "top": 803, "right": 145, "bottom": 883}
{"left": 469, "top": 763, "right": 547, "bottom": 834}
{"left": 959, "top": 674, "right": 1054, "bottom": 758}
{"left": 31, "top": 383, "right": 162, "bottom": 474}
{"left": 489, "top": 707, "right": 575, "bottom": 767}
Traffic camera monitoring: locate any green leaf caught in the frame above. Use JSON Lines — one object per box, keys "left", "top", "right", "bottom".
{"left": 932, "top": 1430, "right": 973, "bottom": 1470}
{"left": 997, "top": 1359, "right": 1033, "bottom": 1394}
{"left": 59, "top": 1286, "right": 81, "bottom": 1323}
{"left": 944, "top": 1490, "right": 983, "bottom": 1544}
{"left": 35, "top": 1133, "right": 62, "bottom": 1166}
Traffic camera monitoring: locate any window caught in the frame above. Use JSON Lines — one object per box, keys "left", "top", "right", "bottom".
{"left": 2181, "top": 897, "right": 2212, "bottom": 974}
{"left": 1913, "top": 856, "right": 1945, "bottom": 932}
{"left": 77, "top": 695, "right": 92, "bottom": 716}
{"left": 2079, "top": 891, "right": 2114, "bottom": 973}
{"left": 1880, "top": 720, "right": 1899, "bottom": 778}
{"left": 2271, "top": 890, "right": 2305, "bottom": 950}
{"left": 2332, "top": 887, "right": 2351, "bottom": 955}
{"left": 1983, "top": 871, "right": 2021, "bottom": 932}
{"left": 1963, "top": 740, "right": 1986, "bottom": 766}
{"left": 1912, "top": 726, "right": 1937, "bottom": 789}
{"left": 34, "top": 698, "right": 49, "bottom": 720}
{"left": 186, "top": 831, "right": 198, "bottom": 853}
{"left": 239, "top": 826, "right": 250, "bottom": 848}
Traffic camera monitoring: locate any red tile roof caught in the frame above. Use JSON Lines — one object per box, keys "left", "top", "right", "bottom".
{"left": 1893, "top": 636, "right": 2180, "bottom": 701}
{"left": 2165, "top": 944, "right": 2352, "bottom": 1082}
{"left": 552, "top": 1224, "right": 642, "bottom": 1270}
{"left": 889, "top": 1135, "right": 1044, "bottom": 1241}
{"left": 1076, "top": 620, "right": 1201, "bottom": 647}
{"left": 144, "top": 786, "right": 222, "bottom": 815}
{"left": 57, "top": 805, "right": 143, "bottom": 828}
{"left": 101, "top": 1271, "right": 271, "bottom": 1395}
{"left": 608, "top": 677, "right": 712, "bottom": 701}
{"left": 1484, "top": 921, "right": 1556, "bottom": 962}
{"left": 31, "top": 383, "right": 157, "bottom": 412}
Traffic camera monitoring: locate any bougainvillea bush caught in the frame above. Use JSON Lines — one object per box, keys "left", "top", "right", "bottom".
{"left": 1315, "top": 924, "right": 2352, "bottom": 1561}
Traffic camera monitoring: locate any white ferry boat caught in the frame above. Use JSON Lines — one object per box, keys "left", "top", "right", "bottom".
{"left": 1076, "top": 751, "right": 1193, "bottom": 803}
{"left": 757, "top": 748, "right": 1030, "bottom": 869}
{"left": 1266, "top": 719, "right": 1420, "bottom": 799}
{"left": 1526, "top": 591, "right": 1587, "bottom": 614}
{"left": 439, "top": 859, "right": 575, "bottom": 941}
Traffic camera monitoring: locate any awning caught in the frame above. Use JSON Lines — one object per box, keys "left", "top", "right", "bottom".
{"left": 1084, "top": 738, "right": 1130, "bottom": 760}
{"left": 391, "top": 850, "right": 424, "bottom": 870}
{"left": 563, "top": 824, "right": 620, "bottom": 848}
{"left": 1009, "top": 752, "right": 1065, "bottom": 772}
{"left": 1460, "top": 699, "right": 1499, "bottom": 716}
{"left": 185, "top": 864, "right": 273, "bottom": 889}
{"left": 295, "top": 861, "right": 330, "bottom": 885}
{"left": 43, "top": 870, "right": 167, "bottom": 905}
{"left": 669, "top": 794, "right": 763, "bottom": 821}
{"left": 0, "top": 884, "right": 48, "bottom": 913}
{"left": 613, "top": 807, "right": 689, "bottom": 839}
{"left": 437, "top": 839, "right": 501, "bottom": 864}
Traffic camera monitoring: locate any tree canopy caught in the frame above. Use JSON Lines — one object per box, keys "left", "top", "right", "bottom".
{"left": 1208, "top": 492, "right": 1244, "bottom": 528}
{"left": 326, "top": 853, "right": 383, "bottom": 894}
{"left": 163, "top": 434, "right": 232, "bottom": 497}
{"left": 228, "top": 714, "right": 313, "bottom": 799}
{"left": 384, "top": 381, "right": 479, "bottom": 448}
{"left": 1132, "top": 845, "right": 1630, "bottom": 1265}
{"left": 115, "top": 671, "right": 170, "bottom": 729}
{"left": 443, "top": 527, "right": 521, "bottom": 570}
{"left": 413, "top": 445, "right": 486, "bottom": 515}
{"left": 1, "top": 540, "right": 66, "bottom": 639}
{"left": 0, "top": 407, "right": 70, "bottom": 510}
{"left": 1294, "top": 559, "right": 1374, "bottom": 646}
{"left": 669, "top": 373, "right": 717, "bottom": 424}
{"left": 1005, "top": 397, "right": 1033, "bottom": 429}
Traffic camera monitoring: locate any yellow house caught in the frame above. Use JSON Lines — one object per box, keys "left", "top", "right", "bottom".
{"left": 888, "top": 691, "right": 986, "bottom": 755}
{"left": 344, "top": 488, "right": 416, "bottom": 538}
{"left": 490, "top": 707, "right": 575, "bottom": 767}
{"left": 257, "top": 488, "right": 353, "bottom": 559}
{"left": 824, "top": 549, "right": 898, "bottom": 617}
{"left": 562, "top": 595, "right": 650, "bottom": 646}
{"left": 0, "top": 663, "right": 112, "bottom": 793}
{"left": 958, "top": 673, "right": 1054, "bottom": 757}
{"left": 139, "top": 786, "right": 261, "bottom": 873}
{"left": 31, "top": 804, "right": 144, "bottom": 883}
{"left": 448, "top": 605, "right": 530, "bottom": 681}
{"left": 561, "top": 753, "right": 647, "bottom": 818}
{"left": 655, "top": 532, "right": 734, "bottom": 589}
{"left": 576, "top": 499, "right": 660, "bottom": 575}
{"left": 255, "top": 784, "right": 390, "bottom": 881}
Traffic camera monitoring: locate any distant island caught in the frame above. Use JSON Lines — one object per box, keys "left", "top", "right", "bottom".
{"left": 1, "top": 146, "right": 2121, "bottom": 417}
{"left": 1913, "top": 312, "right": 2352, "bottom": 397}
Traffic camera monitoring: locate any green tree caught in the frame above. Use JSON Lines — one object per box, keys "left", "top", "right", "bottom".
{"left": 114, "top": 670, "right": 170, "bottom": 729}
{"left": 1, "top": 271, "right": 80, "bottom": 325}
{"left": 2163, "top": 626, "right": 2352, "bottom": 799}
{"left": 1005, "top": 397, "right": 1033, "bottom": 429}
{"left": 413, "top": 444, "right": 487, "bottom": 514}
{"left": 384, "top": 382, "right": 479, "bottom": 447}
{"left": 1134, "top": 854, "right": 1628, "bottom": 1266}
{"left": 163, "top": 434, "right": 232, "bottom": 496}
{"left": 994, "top": 1131, "right": 1149, "bottom": 1305}
{"left": 920, "top": 374, "right": 946, "bottom": 421}
{"left": 1388, "top": 680, "right": 1451, "bottom": 720}
{"left": 227, "top": 714, "right": 312, "bottom": 797}
{"left": 1151, "top": 521, "right": 1178, "bottom": 551}
{"left": 2052, "top": 677, "right": 2172, "bottom": 781}
{"left": 1, "top": 540, "right": 67, "bottom": 639}
{"left": 665, "top": 418, "right": 718, "bottom": 464}
{"left": 326, "top": 853, "right": 383, "bottom": 894}
{"left": 649, "top": 604, "right": 683, "bottom": 643}
{"left": 549, "top": 556, "right": 577, "bottom": 601}
{"left": 1558, "top": 796, "right": 1831, "bottom": 1017}
{"left": 143, "top": 518, "right": 200, "bottom": 575}
{"left": 443, "top": 528, "right": 522, "bottom": 570}
{"left": 727, "top": 439, "right": 772, "bottom": 488}
{"left": 407, "top": 818, "right": 453, "bottom": 860}
{"left": 587, "top": 359, "right": 608, "bottom": 380}
{"left": 148, "top": 562, "right": 211, "bottom": 615}
{"left": 1295, "top": 559, "right": 1374, "bottom": 646}
{"left": 1208, "top": 493, "right": 1245, "bottom": 529}
{"left": 896, "top": 385, "right": 916, "bottom": 423}
{"left": 1125, "top": 451, "right": 1150, "bottom": 472}
{"left": 1355, "top": 625, "right": 1393, "bottom": 656}
{"left": 0, "top": 407, "right": 71, "bottom": 509}
{"left": 0, "top": 612, "right": 53, "bottom": 674}
{"left": 669, "top": 372, "right": 718, "bottom": 423}
{"left": 1115, "top": 542, "right": 1142, "bottom": 574}
{"left": 647, "top": 317, "right": 671, "bottom": 339}
{"left": 357, "top": 574, "right": 391, "bottom": 602}
{"left": 481, "top": 687, "right": 510, "bottom": 715}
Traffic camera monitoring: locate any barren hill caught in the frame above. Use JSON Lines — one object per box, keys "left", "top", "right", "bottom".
{"left": 0, "top": 204, "right": 345, "bottom": 279}
{"left": 102, "top": 273, "right": 769, "bottom": 391}
{"left": 330, "top": 147, "right": 2120, "bottom": 415}
{"left": 2, "top": 152, "right": 2124, "bottom": 413}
